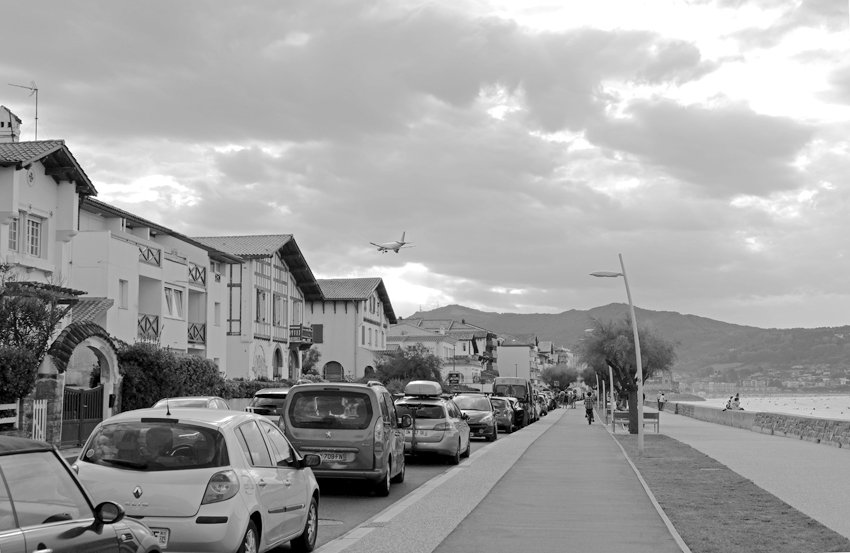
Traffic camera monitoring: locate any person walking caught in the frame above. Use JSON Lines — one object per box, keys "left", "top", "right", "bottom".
{"left": 584, "top": 392, "right": 595, "bottom": 424}
{"left": 656, "top": 391, "right": 667, "bottom": 412}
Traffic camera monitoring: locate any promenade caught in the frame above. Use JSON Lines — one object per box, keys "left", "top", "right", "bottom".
{"left": 317, "top": 404, "right": 850, "bottom": 553}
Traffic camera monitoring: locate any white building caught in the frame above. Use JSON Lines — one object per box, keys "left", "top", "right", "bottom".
{"left": 307, "top": 278, "right": 397, "bottom": 381}
{"left": 193, "top": 235, "right": 322, "bottom": 381}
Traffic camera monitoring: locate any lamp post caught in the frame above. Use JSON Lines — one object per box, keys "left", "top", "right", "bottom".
{"left": 591, "top": 253, "right": 644, "bottom": 454}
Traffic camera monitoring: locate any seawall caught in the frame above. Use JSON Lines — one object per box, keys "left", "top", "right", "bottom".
{"left": 665, "top": 401, "right": 850, "bottom": 450}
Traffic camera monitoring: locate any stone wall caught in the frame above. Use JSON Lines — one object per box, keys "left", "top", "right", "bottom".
{"left": 667, "top": 401, "right": 850, "bottom": 450}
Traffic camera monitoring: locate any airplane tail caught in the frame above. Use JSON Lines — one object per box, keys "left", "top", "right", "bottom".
{"left": 400, "top": 231, "right": 406, "bottom": 243}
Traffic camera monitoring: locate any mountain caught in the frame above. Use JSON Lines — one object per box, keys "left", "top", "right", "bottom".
{"left": 402, "top": 304, "right": 850, "bottom": 374}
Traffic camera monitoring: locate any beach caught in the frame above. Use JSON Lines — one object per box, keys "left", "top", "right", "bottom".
{"left": 678, "top": 394, "right": 850, "bottom": 421}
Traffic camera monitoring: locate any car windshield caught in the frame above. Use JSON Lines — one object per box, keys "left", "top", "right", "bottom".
{"left": 154, "top": 398, "right": 208, "bottom": 408}
{"left": 494, "top": 384, "right": 528, "bottom": 400}
{"left": 287, "top": 391, "right": 373, "bottom": 429}
{"left": 453, "top": 396, "right": 492, "bottom": 411}
{"left": 395, "top": 403, "right": 445, "bottom": 419}
{"left": 80, "top": 421, "right": 228, "bottom": 471}
{"left": 490, "top": 398, "right": 509, "bottom": 409}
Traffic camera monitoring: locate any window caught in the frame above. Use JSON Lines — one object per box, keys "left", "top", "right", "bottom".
{"left": 25, "top": 216, "right": 43, "bottom": 257}
{"left": 7, "top": 216, "right": 18, "bottom": 251}
{"left": 164, "top": 286, "right": 184, "bottom": 318}
{"left": 235, "top": 421, "right": 272, "bottom": 467}
{"left": 214, "top": 302, "right": 221, "bottom": 326}
{"left": 255, "top": 289, "right": 268, "bottom": 322}
{"left": 361, "top": 326, "right": 365, "bottom": 345}
{"left": 119, "top": 279, "right": 129, "bottom": 309}
{"left": 272, "top": 294, "right": 283, "bottom": 326}
{"left": 312, "top": 324, "right": 323, "bottom": 344}
{"left": 368, "top": 328, "right": 372, "bottom": 346}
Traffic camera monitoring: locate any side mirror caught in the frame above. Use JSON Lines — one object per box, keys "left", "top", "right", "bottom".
{"left": 302, "top": 453, "right": 322, "bottom": 468}
{"left": 94, "top": 501, "right": 125, "bottom": 525}
{"left": 399, "top": 414, "right": 413, "bottom": 428}
{"left": 461, "top": 413, "right": 470, "bottom": 421}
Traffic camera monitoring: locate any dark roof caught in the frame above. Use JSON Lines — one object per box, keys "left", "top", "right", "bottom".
{"left": 5, "top": 281, "right": 85, "bottom": 303}
{"left": 0, "top": 140, "right": 96, "bottom": 195}
{"left": 82, "top": 198, "right": 243, "bottom": 264}
{"left": 404, "top": 318, "right": 491, "bottom": 339}
{"left": 194, "top": 235, "right": 323, "bottom": 302}
{"left": 0, "top": 435, "right": 52, "bottom": 455}
{"left": 317, "top": 278, "right": 397, "bottom": 324}
{"left": 72, "top": 297, "right": 114, "bottom": 323}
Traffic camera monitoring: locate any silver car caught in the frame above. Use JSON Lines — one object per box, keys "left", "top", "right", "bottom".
{"left": 395, "top": 381, "right": 471, "bottom": 464}
{"left": 73, "top": 408, "right": 321, "bottom": 553}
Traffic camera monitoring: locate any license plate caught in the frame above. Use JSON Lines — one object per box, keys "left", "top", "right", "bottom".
{"left": 404, "top": 429, "right": 429, "bottom": 436}
{"left": 151, "top": 528, "right": 169, "bottom": 548}
{"left": 320, "top": 452, "right": 345, "bottom": 462}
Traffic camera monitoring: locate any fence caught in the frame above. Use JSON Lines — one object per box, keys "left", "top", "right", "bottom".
{"left": 0, "top": 401, "right": 18, "bottom": 430}
{"left": 32, "top": 399, "right": 48, "bottom": 441}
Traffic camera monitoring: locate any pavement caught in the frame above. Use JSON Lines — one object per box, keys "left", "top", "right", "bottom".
{"left": 315, "top": 404, "right": 850, "bottom": 553}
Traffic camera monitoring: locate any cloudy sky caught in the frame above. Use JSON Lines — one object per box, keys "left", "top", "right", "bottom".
{"left": 6, "top": 0, "right": 849, "bottom": 329}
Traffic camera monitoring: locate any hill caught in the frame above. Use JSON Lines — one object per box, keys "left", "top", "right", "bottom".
{"left": 402, "top": 304, "right": 850, "bottom": 374}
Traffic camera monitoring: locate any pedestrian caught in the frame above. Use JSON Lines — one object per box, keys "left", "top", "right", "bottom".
{"left": 584, "top": 392, "right": 595, "bottom": 424}
{"left": 723, "top": 396, "right": 733, "bottom": 411}
{"left": 656, "top": 391, "right": 666, "bottom": 412}
{"left": 731, "top": 393, "right": 741, "bottom": 410}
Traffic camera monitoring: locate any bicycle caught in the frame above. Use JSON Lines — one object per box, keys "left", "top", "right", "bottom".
{"left": 585, "top": 409, "right": 594, "bottom": 425}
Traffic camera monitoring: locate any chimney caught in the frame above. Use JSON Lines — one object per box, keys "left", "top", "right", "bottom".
{"left": 0, "top": 106, "right": 22, "bottom": 143}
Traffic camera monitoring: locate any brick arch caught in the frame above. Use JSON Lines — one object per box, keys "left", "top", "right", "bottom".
{"left": 47, "top": 322, "right": 116, "bottom": 374}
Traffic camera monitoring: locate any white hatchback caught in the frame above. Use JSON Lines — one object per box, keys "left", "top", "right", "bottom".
{"left": 73, "top": 408, "right": 321, "bottom": 553}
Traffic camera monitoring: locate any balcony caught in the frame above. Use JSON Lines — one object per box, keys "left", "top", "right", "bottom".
{"left": 138, "top": 245, "right": 161, "bottom": 267}
{"left": 289, "top": 325, "right": 313, "bottom": 349}
{"left": 137, "top": 313, "right": 160, "bottom": 341}
{"left": 188, "top": 322, "right": 206, "bottom": 345}
{"left": 188, "top": 263, "right": 207, "bottom": 287}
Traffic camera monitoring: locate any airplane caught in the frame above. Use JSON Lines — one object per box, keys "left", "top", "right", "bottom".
{"left": 370, "top": 232, "right": 414, "bottom": 253}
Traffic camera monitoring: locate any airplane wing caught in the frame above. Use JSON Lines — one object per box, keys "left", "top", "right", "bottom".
{"left": 369, "top": 243, "right": 382, "bottom": 248}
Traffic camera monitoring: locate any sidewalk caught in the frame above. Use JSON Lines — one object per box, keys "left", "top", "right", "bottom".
{"left": 317, "top": 407, "right": 687, "bottom": 553}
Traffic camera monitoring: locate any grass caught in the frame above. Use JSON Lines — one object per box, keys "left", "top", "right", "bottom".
{"left": 613, "top": 434, "right": 850, "bottom": 553}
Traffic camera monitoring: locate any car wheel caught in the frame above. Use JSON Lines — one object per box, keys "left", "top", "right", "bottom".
{"left": 448, "top": 440, "right": 461, "bottom": 465}
{"left": 487, "top": 425, "right": 497, "bottom": 442}
{"left": 461, "top": 437, "right": 471, "bottom": 458}
{"left": 236, "top": 520, "right": 259, "bottom": 553}
{"left": 374, "top": 464, "right": 392, "bottom": 496}
{"left": 391, "top": 456, "right": 405, "bottom": 483}
{"left": 291, "top": 496, "right": 318, "bottom": 552}
{"left": 506, "top": 420, "right": 513, "bottom": 434}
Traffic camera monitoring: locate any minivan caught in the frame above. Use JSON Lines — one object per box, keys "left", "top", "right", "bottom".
{"left": 281, "top": 381, "right": 411, "bottom": 496}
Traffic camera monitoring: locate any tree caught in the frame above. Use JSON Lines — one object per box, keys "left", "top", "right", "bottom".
{"left": 302, "top": 346, "right": 321, "bottom": 375}
{"left": 540, "top": 364, "right": 578, "bottom": 390}
{"left": 575, "top": 318, "right": 676, "bottom": 433}
{"left": 375, "top": 345, "right": 443, "bottom": 385}
{"left": 0, "top": 266, "right": 71, "bottom": 402}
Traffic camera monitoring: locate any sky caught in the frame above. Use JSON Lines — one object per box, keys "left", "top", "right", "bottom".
{"left": 4, "top": 0, "right": 849, "bottom": 329}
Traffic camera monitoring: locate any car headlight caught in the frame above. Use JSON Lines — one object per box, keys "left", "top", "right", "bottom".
{"left": 481, "top": 414, "right": 494, "bottom": 424}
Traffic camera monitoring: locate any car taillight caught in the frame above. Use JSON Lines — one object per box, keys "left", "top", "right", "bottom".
{"left": 433, "top": 422, "right": 451, "bottom": 431}
{"left": 201, "top": 470, "right": 239, "bottom": 505}
{"left": 374, "top": 419, "right": 384, "bottom": 454}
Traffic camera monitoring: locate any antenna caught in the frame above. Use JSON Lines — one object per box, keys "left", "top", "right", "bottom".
{"left": 8, "top": 81, "right": 39, "bottom": 140}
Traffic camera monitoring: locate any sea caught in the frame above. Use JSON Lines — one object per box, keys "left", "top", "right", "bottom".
{"left": 676, "top": 394, "right": 850, "bottom": 421}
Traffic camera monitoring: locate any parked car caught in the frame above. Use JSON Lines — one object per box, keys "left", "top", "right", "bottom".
{"left": 73, "top": 408, "right": 321, "bottom": 553}
{"left": 152, "top": 396, "right": 230, "bottom": 409}
{"left": 489, "top": 396, "right": 515, "bottom": 433}
{"left": 0, "top": 435, "right": 162, "bottom": 553}
{"left": 501, "top": 396, "right": 526, "bottom": 429}
{"left": 395, "top": 380, "right": 471, "bottom": 464}
{"left": 452, "top": 393, "right": 498, "bottom": 441}
{"left": 245, "top": 387, "right": 291, "bottom": 419}
{"left": 281, "top": 381, "right": 410, "bottom": 496}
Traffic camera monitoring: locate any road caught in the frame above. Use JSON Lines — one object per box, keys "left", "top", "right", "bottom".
{"left": 272, "top": 432, "right": 510, "bottom": 550}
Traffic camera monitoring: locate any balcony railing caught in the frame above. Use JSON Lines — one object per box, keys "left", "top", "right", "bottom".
{"left": 138, "top": 245, "right": 161, "bottom": 267}
{"left": 138, "top": 313, "right": 160, "bottom": 341}
{"left": 188, "top": 263, "right": 207, "bottom": 287}
{"left": 289, "top": 324, "right": 313, "bottom": 345}
{"left": 188, "top": 322, "right": 206, "bottom": 345}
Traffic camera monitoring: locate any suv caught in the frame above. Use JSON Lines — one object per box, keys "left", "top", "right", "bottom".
{"left": 246, "top": 387, "right": 291, "bottom": 419}
{"left": 281, "top": 381, "right": 411, "bottom": 496}
{"left": 0, "top": 435, "right": 161, "bottom": 553}
{"left": 395, "top": 381, "right": 471, "bottom": 464}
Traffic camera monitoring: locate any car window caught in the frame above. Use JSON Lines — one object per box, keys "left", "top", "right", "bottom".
{"left": 214, "top": 399, "right": 230, "bottom": 409}
{"left": 453, "top": 396, "right": 492, "bottom": 410}
{"left": 287, "top": 391, "right": 373, "bottom": 429}
{"left": 81, "top": 422, "right": 227, "bottom": 470}
{"left": 248, "top": 394, "right": 288, "bottom": 415}
{"left": 258, "top": 420, "right": 295, "bottom": 466}
{"left": 447, "top": 401, "right": 462, "bottom": 418}
{"left": 236, "top": 421, "right": 273, "bottom": 467}
{"left": 0, "top": 451, "right": 91, "bottom": 528}
{"left": 382, "top": 393, "right": 397, "bottom": 427}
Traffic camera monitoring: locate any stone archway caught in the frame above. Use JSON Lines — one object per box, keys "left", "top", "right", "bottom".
{"left": 322, "top": 361, "right": 344, "bottom": 382}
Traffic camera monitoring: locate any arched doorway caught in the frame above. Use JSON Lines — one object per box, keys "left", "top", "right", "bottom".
{"left": 288, "top": 349, "right": 299, "bottom": 380}
{"left": 364, "top": 366, "right": 376, "bottom": 379}
{"left": 273, "top": 348, "right": 284, "bottom": 380}
{"left": 323, "top": 361, "right": 344, "bottom": 382}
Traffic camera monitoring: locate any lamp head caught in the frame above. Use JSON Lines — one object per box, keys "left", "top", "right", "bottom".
{"left": 590, "top": 271, "right": 623, "bottom": 278}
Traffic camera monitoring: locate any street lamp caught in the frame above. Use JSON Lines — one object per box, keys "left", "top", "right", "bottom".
{"left": 590, "top": 253, "right": 644, "bottom": 454}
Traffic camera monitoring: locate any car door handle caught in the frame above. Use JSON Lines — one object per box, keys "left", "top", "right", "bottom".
{"left": 284, "top": 479, "right": 292, "bottom": 487}
{"left": 257, "top": 479, "right": 267, "bottom": 487}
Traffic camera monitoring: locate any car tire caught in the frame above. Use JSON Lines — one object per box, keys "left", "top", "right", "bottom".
{"left": 487, "top": 425, "right": 497, "bottom": 442}
{"left": 291, "top": 496, "right": 318, "bottom": 552}
{"left": 391, "top": 456, "right": 405, "bottom": 483}
{"left": 237, "top": 520, "right": 259, "bottom": 553}
{"left": 374, "top": 464, "right": 392, "bottom": 496}
{"left": 506, "top": 421, "right": 513, "bottom": 434}
{"left": 460, "top": 437, "right": 470, "bottom": 458}
{"left": 448, "top": 440, "right": 461, "bottom": 465}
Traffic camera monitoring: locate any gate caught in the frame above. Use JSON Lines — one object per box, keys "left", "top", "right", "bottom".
{"left": 61, "top": 385, "right": 104, "bottom": 447}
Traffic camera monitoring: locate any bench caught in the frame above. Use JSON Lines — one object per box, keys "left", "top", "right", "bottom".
{"left": 612, "top": 411, "right": 660, "bottom": 433}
